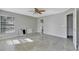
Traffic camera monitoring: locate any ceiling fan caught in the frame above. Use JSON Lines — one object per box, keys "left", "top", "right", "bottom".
{"left": 34, "top": 8, "right": 45, "bottom": 14}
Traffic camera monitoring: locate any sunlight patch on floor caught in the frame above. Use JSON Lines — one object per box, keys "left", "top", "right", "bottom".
{"left": 6, "top": 38, "right": 34, "bottom": 45}
{"left": 24, "top": 38, "right": 34, "bottom": 42}
{"left": 6, "top": 40, "right": 13, "bottom": 45}
{"left": 6, "top": 40, "right": 20, "bottom": 45}
{"left": 12, "top": 40, "right": 20, "bottom": 44}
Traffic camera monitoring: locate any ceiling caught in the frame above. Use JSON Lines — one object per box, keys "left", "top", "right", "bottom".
{"left": 0, "top": 8, "right": 69, "bottom": 18}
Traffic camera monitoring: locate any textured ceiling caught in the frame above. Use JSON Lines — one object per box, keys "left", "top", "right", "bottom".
{"left": 0, "top": 8, "right": 69, "bottom": 17}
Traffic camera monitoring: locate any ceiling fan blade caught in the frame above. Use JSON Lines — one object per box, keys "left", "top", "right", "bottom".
{"left": 40, "top": 10, "right": 45, "bottom": 12}
{"left": 38, "top": 12, "right": 42, "bottom": 14}
{"left": 34, "top": 8, "right": 39, "bottom": 12}
{"left": 34, "top": 8, "right": 45, "bottom": 14}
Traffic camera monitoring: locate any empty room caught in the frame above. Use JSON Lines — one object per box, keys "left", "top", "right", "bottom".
{"left": 0, "top": 8, "right": 78, "bottom": 51}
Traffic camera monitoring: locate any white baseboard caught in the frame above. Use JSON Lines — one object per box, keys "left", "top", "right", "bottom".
{"left": 36, "top": 32, "right": 67, "bottom": 38}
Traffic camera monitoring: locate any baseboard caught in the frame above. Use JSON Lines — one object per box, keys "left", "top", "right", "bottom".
{"left": 36, "top": 32, "right": 67, "bottom": 38}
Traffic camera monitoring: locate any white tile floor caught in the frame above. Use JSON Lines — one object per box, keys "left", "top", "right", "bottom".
{"left": 0, "top": 33, "right": 75, "bottom": 51}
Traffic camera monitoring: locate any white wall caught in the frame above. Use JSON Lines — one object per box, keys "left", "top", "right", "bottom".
{"left": 37, "top": 12, "right": 66, "bottom": 38}
{"left": 37, "top": 8, "right": 77, "bottom": 49}
{"left": 0, "top": 10, "right": 37, "bottom": 39}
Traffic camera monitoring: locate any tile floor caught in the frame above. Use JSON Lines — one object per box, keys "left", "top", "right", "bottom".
{"left": 0, "top": 33, "right": 75, "bottom": 51}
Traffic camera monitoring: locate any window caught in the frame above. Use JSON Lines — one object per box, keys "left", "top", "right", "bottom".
{"left": 0, "top": 16, "right": 14, "bottom": 33}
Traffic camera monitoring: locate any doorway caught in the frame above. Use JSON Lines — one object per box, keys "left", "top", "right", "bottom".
{"left": 67, "top": 13, "right": 73, "bottom": 41}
